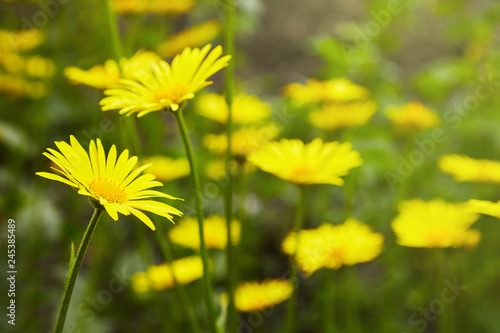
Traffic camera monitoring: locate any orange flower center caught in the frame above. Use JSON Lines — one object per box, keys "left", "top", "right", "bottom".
{"left": 153, "top": 83, "right": 189, "bottom": 105}
{"left": 425, "top": 230, "right": 449, "bottom": 247}
{"left": 90, "top": 178, "right": 126, "bottom": 203}
{"left": 291, "top": 165, "right": 314, "bottom": 180}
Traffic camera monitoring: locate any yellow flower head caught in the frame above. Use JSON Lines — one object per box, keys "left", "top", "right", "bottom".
{"left": 64, "top": 50, "right": 160, "bottom": 90}
{"left": 113, "top": 0, "right": 194, "bottom": 14}
{"left": 205, "top": 159, "right": 255, "bottom": 180}
{"left": 386, "top": 102, "right": 440, "bottom": 131}
{"left": 248, "top": 138, "right": 362, "bottom": 185}
{"left": 100, "top": 44, "right": 231, "bottom": 117}
{"left": 0, "top": 53, "right": 55, "bottom": 78}
{"left": 196, "top": 92, "right": 272, "bottom": 124}
{"left": 282, "top": 219, "right": 383, "bottom": 275}
{"left": 203, "top": 123, "right": 280, "bottom": 157}
{"left": 438, "top": 154, "right": 500, "bottom": 183}
{"left": 141, "top": 156, "right": 190, "bottom": 182}
{"left": 36, "top": 136, "right": 182, "bottom": 230}
{"left": 131, "top": 256, "right": 203, "bottom": 292}
{"left": 392, "top": 199, "right": 480, "bottom": 248}
{"left": 467, "top": 199, "right": 500, "bottom": 220}
{"left": 0, "top": 29, "right": 45, "bottom": 53}
{"left": 234, "top": 279, "right": 293, "bottom": 312}
{"left": 169, "top": 214, "right": 241, "bottom": 250}
{"left": 0, "top": 73, "right": 49, "bottom": 98}
{"left": 309, "top": 100, "right": 378, "bottom": 130}
{"left": 156, "top": 20, "right": 221, "bottom": 58}
{"left": 284, "top": 78, "right": 369, "bottom": 105}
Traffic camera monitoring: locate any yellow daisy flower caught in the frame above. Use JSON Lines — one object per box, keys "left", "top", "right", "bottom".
{"left": 309, "top": 100, "right": 378, "bottom": 130}
{"left": 0, "top": 73, "right": 49, "bottom": 98}
{"left": 196, "top": 93, "right": 272, "bottom": 124}
{"left": 156, "top": 20, "right": 221, "bottom": 58}
{"left": 392, "top": 199, "right": 480, "bottom": 248}
{"left": 438, "top": 154, "right": 500, "bottom": 183}
{"left": 142, "top": 156, "right": 190, "bottom": 182}
{"left": 282, "top": 219, "right": 383, "bottom": 275}
{"left": 0, "top": 53, "right": 55, "bottom": 78}
{"left": 234, "top": 279, "right": 293, "bottom": 312}
{"left": 100, "top": 44, "right": 231, "bottom": 117}
{"left": 284, "top": 78, "right": 369, "bottom": 105}
{"left": 64, "top": 50, "right": 160, "bottom": 90}
{"left": 248, "top": 138, "right": 362, "bottom": 185}
{"left": 131, "top": 256, "right": 203, "bottom": 292}
{"left": 36, "top": 136, "right": 182, "bottom": 230}
{"left": 467, "top": 199, "right": 500, "bottom": 219}
{"left": 0, "top": 28, "right": 45, "bottom": 53}
{"left": 205, "top": 159, "right": 255, "bottom": 180}
{"left": 169, "top": 214, "right": 241, "bottom": 250}
{"left": 113, "top": 0, "right": 194, "bottom": 15}
{"left": 202, "top": 123, "right": 280, "bottom": 157}
{"left": 386, "top": 102, "right": 440, "bottom": 131}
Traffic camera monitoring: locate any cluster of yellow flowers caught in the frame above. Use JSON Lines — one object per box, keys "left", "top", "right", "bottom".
{"left": 0, "top": 28, "right": 54, "bottom": 98}
{"left": 113, "top": 0, "right": 194, "bottom": 15}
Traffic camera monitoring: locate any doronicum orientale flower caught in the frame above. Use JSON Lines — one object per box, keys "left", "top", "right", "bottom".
{"left": 392, "top": 199, "right": 480, "bottom": 248}
{"left": 284, "top": 78, "right": 369, "bottom": 105}
{"left": 309, "top": 100, "right": 377, "bottom": 130}
{"left": 36, "top": 136, "right": 182, "bottom": 230}
{"left": 438, "top": 154, "right": 500, "bottom": 183}
{"left": 233, "top": 279, "right": 293, "bottom": 312}
{"left": 386, "top": 102, "right": 440, "bottom": 131}
{"left": 131, "top": 256, "right": 203, "bottom": 292}
{"left": 248, "top": 138, "right": 362, "bottom": 185}
{"left": 282, "top": 219, "right": 384, "bottom": 276}
{"left": 196, "top": 92, "right": 272, "bottom": 124}
{"left": 100, "top": 44, "right": 231, "bottom": 117}
{"left": 141, "top": 155, "right": 190, "bottom": 182}
{"left": 169, "top": 214, "right": 241, "bottom": 250}
{"left": 113, "top": 0, "right": 194, "bottom": 15}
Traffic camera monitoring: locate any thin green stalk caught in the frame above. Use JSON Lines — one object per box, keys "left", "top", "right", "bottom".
{"left": 154, "top": 223, "right": 202, "bottom": 333}
{"left": 435, "top": 249, "right": 451, "bottom": 333}
{"left": 223, "top": 0, "right": 237, "bottom": 331}
{"left": 323, "top": 269, "right": 336, "bottom": 333}
{"left": 173, "top": 108, "right": 218, "bottom": 333}
{"left": 103, "top": 0, "right": 123, "bottom": 60}
{"left": 53, "top": 208, "right": 104, "bottom": 333}
{"left": 284, "top": 185, "right": 307, "bottom": 333}
{"left": 343, "top": 266, "right": 361, "bottom": 333}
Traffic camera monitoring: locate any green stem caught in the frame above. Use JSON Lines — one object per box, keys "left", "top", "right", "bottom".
{"left": 53, "top": 208, "right": 104, "bottom": 333}
{"left": 344, "top": 266, "right": 361, "bottom": 333}
{"left": 284, "top": 185, "right": 307, "bottom": 333}
{"left": 323, "top": 269, "right": 335, "bottom": 333}
{"left": 154, "top": 223, "right": 202, "bottom": 333}
{"left": 436, "top": 249, "right": 451, "bottom": 333}
{"left": 223, "top": 1, "right": 237, "bottom": 331}
{"left": 103, "top": 0, "right": 123, "bottom": 60}
{"left": 173, "top": 108, "right": 218, "bottom": 333}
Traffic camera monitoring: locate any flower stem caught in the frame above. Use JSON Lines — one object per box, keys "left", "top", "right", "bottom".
{"left": 154, "top": 223, "right": 202, "bottom": 333}
{"left": 104, "top": 0, "right": 123, "bottom": 60}
{"left": 284, "top": 185, "right": 307, "bottom": 333}
{"left": 223, "top": 0, "right": 237, "bottom": 331}
{"left": 53, "top": 208, "right": 103, "bottom": 333}
{"left": 173, "top": 108, "right": 218, "bottom": 333}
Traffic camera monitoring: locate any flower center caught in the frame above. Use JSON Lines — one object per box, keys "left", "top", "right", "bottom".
{"left": 90, "top": 178, "right": 126, "bottom": 203}
{"left": 426, "top": 230, "right": 449, "bottom": 247}
{"left": 291, "top": 165, "right": 313, "bottom": 180}
{"left": 153, "top": 83, "right": 189, "bottom": 104}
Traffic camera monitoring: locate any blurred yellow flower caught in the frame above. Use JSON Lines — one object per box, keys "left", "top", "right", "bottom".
{"left": 156, "top": 20, "right": 221, "bottom": 58}
{"left": 284, "top": 78, "right": 369, "bottom": 105}
{"left": 392, "top": 199, "right": 480, "bottom": 248}
{"left": 0, "top": 73, "right": 49, "bottom": 98}
{"left": 205, "top": 159, "right": 255, "bottom": 180}
{"left": 203, "top": 123, "right": 279, "bottom": 157}
{"left": 0, "top": 29, "right": 45, "bottom": 53}
{"left": 282, "top": 219, "right": 383, "bottom": 275}
{"left": 0, "top": 53, "right": 55, "bottom": 78}
{"left": 169, "top": 214, "right": 241, "bottom": 250}
{"left": 132, "top": 256, "right": 203, "bottom": 292}
{"left": 100, "top": 44, "right": 231, "bottom": 116}
{"left": 234, "top": 279, "right": 293, "bottom": 312}
{"left": 64, "top": 50, "right": 160, "bottom": 90}
{"left": 248, "top": 138, "right": 362, "bottom": 185}
{"left": 309, "top": 100, "right": 378, "bottom": 130}
{"left": 113, "top": 0, "right": 194, "bottom": 14}
{"left": 467, "top": 199, "right": 500, "bottom": 219}
{"left": 36, "top": 136, "right": 182, "bottom": 230}
{"left": 142, "top": 155, "right": 190, "bottom": 182}
{"left": 196, "top": 92, "right": 272, "bottom": 124}
{"left": 386, "top": 102, "right": 440, "bottom": 131}
{"left": 438, "top": 154, "right": 500, "bottom": 183}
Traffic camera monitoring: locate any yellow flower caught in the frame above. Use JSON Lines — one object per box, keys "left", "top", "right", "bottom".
{"left": 113, "top": 0, "right": 194, "bottom": 14}
{"left": 131, "top": 256, "right": 203, "bottom": 292}
{"left": 196, "top": 93, "right": 272, "bottom": 124}
{"left": 284, "top": 78, "right": 369, "bottom": 105}
{"left": 282, "top": 219, "right": 383, "bottom": 275}
{"left": 234, "top": 279, "right": 293, "bottom": 312}
{"left": 248, "top": 138, "right": 362, "bottom": 185}
{"left": 0, "top": 73, "right": 49, "bottom": 98}
{"left": 392, "top": 199, "right": 480, "bottom": 248}
{"left": 309, "top": 100, "right": 378, "bottom": 130}
{"left": 64, "top": 50, "right": 160, "bottom": 90}
{"left": 438, "top": 154, "right": 500, "bottom": 183}
{"left": 169, "top": 214, "right": 241, "bottom": 250}
{"left": 142, "top": 156, "right": 190, "bottom": 182}
{"left": 36, "top": 136, "right": 182, "bottom": 230}
{"left": 202, "top": 123, "right": 280, "bottom": 157}
{"left": 156, "top": 20, "right": 221, "bottom": 58}
{"left": 205, "top": 159, "right": 255, "bottom": 180}
{"left": 467, "top": 199, "right": 500, "bottom": 219}
{"left": 0, "top": 29, "right": 45, "bottom": 53}
{"left": 0, "top": 53, "right": 55, "bottom": 78}
{"left": 386, "top": 102, "right": 440, "bottom": 131}
{"left": 100, "top": 44, "right": 231, "bottom": 116}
